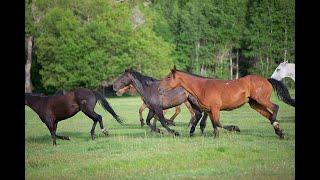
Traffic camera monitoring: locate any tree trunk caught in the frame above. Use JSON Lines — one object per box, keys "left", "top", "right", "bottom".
{"left": 236, "top": 50, "right": 239, "bottom": 79}
{"left": 195, "top": 40, "right": 200, "bottom": 71}
{"left": 25, "top": 36, "right": 33, "bottom": 93}
{"left": 229, "top": 55, "right": 233, "bottom": 80}
{"left": 200, "top": 64, "right": 206, "bottom": 76}
{"left": 266, "top": 56, "right": 269, "bottom": 77}
{"left": 284, "top": 26, "right": 287, "bottom": 61}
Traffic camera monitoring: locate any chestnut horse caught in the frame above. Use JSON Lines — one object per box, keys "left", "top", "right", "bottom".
{"left": 159, "top": 66, "right": 295, "bottom": 139}
{"left": 25, "top": 88, "right": 123, "bottom": 145}
{"left": 116, "top": 84, "right": 188, "bottom": 127}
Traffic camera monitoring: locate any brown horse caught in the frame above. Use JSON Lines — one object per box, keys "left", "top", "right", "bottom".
{"left": 116, "top": 84, "right": 191, "bottom": 127}
{"left": 25, "top": 88, "right": 123, "bottom": 145}
{"left": 159, "top": 66, "right": 295, "bottom": 139}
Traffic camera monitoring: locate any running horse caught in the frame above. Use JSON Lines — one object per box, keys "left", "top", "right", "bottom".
{"left": 113, "top": 69, "right": 239, "bottom": 136}
{"left": 25, "top": 88, "right": 123, "bottom": 145}
{"left": 159, "top": 66, "right": 295, "bottom": 139}
{"left": 116, "top": 84, "right": 188, "bottom": 127}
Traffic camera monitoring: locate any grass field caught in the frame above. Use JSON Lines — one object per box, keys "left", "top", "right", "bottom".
{"left": 25, "top": 91, "right": 295, "bottom": 179}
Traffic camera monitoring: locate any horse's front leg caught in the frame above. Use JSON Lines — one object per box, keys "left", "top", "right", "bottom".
{"left": 155, "top": 109, "right": 179, "bottom": 136}
{"left": 44, "top": 118, "right": 57, "bottom": 146}
{"left": 146, "top": 110, "right": 161, "bottom": 133}
{"left": 189, "top": 109, "right": 203, "bottom": 136}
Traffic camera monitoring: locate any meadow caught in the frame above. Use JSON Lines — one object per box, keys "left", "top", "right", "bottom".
{"left": 25, "top": 91, "right": 295, "bottom": 179}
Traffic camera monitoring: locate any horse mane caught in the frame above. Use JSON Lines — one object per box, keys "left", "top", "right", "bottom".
{"left": 129, "top": 70, "right": 159, "bottom": 85}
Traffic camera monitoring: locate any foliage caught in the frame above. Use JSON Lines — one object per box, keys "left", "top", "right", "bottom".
{"left": 25, "top": 0, "right": 295, "bottom": 93}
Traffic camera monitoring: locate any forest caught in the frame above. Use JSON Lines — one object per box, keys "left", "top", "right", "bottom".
{"left": 25, "top": 0, "right": 295, "bottom": 94}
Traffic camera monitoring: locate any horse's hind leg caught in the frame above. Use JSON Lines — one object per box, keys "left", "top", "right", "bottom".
{"left": 139, "top": 103, "right": 147, "bottom": 127}
{"left": 249, "top": 99, "right": 284, "bottom": 139}
{"left": 184, "top": 101, "right": 195, "bottom": 128}
{"left": 81, "top": 104, "right": 107, "bottom": 140}
{"left": 166, "top": 106, "right": 181, "bottom": 126}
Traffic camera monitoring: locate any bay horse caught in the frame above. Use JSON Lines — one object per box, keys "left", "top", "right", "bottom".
{"left": 116, "top": 84, "right": 186, "bottom": 127}
{"left": 25, "top": 88, "right": 123, "bottom": 145}
{"left": 113, "top": 69, "right": 239, "bottom": 136}
{"left": 271, "top": 61, "right": 295, "bottom": 81}
{"left": 159, "top": 66, "right": 295, "bottom": 139}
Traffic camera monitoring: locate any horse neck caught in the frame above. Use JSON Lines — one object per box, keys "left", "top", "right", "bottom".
{"left": 175, "top": 72, "right": 204, "bottom": 99}
{"left": 129, "top": 74, "right": 149, "bottom": 97}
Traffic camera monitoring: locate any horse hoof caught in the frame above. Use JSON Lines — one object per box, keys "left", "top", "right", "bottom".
{"left": 189, "top": 133, "right": 195, "bottom": 137}
{"left": 91, "top": 135, "right": 96, "bottom": 140}
{"left": 234, "top": 126, "right": 240, "bottom": 132}
{"left": 174, "top": 131, "right": 180, "bottom": 136}
{"left": 140, "top": 121, "right": 145, "bottom": 127}
{"left": 65, "top": 136, "right": 70, "bottom": 140}
{"left": 103, "top": 131, "right": 109, "bottom": 136}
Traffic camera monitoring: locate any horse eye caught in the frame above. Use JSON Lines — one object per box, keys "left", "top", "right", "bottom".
{"left": 276, "top": 69, "right": 280, "bottom": 71}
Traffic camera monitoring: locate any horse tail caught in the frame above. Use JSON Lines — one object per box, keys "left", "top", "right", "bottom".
{"left": 267, "top": 78, "right": 295, "bottom": 107}
{"left": 93, "top": 91, "right": 124, "bottom": 124}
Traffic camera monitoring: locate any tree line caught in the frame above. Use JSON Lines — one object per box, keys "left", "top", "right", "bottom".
{"left": 25, "top": 0, "right": 294, "bottom": 94}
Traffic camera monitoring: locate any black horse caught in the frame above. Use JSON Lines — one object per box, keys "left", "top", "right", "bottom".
{"left": 113, "top": 69, "right": 240, "bottom": 136}
{"left": 25, "top": 88, "right": 123, "bottom": 145}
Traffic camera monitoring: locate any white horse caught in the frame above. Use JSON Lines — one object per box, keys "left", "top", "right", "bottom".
{"left": 271, "top": 61, "right": 295, "bottom": 81}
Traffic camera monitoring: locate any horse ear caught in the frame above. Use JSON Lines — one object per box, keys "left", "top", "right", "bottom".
{"left": 284, "top": 60, "right": 288, "bottom": 63}
{"left": 171, "top": 65, "right": 177, "bottom": 78}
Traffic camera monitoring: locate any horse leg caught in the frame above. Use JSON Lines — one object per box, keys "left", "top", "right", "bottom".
{"left": 184, "top": 101, "right": 195, "bottom": 128}
{"left": 81, "top": 106, "right": 103, "bottom": 140}
{"left": 189, "top": 109, "right": 203, "bottom": 136}
{"left": 44, "top": 118, "right": 57, "bottom": 145}
{"left": 208, "top": 107, "right": 222, "bottom": 138}
{"left": 139, "top": 103, "right": 147, "bottom": 127}
{"left": 249, "top": 99, "right": 284, "bottom": 139}
{"left": 97, "top": 114, "right": 109, "bottom": 136}
{"left": 199, "top": 112, "right": 208, "bottom": 134}
{"left": 155, "top": 109, "right": 179, "bottom": 136}
{"left": 54, "top": 123, "right": 70, "bottom": 140}
{"left": 165, "top": 106, "right": 180, "bottom": 126}
{"left": 146, "top": 110, "right": 161, "bottom": 133}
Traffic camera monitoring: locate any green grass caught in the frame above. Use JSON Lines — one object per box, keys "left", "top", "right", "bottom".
{"left": 25, "top": 91, "right": 295, "bottom": 179}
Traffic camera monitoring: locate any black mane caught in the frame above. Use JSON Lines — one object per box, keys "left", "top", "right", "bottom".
{"left": 130, "top": 70, "right": 159, "bottom": 85}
